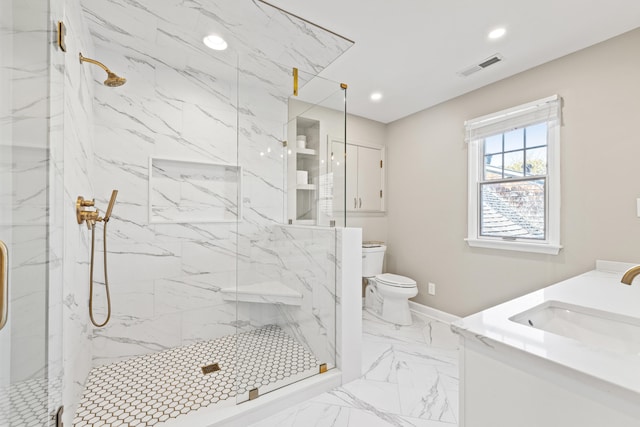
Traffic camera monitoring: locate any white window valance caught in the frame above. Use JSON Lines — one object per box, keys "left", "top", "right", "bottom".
{"left": 464, "top": 95, "right": 561, "bottom": 143}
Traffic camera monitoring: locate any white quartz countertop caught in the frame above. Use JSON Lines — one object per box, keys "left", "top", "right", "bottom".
{"left": 452, "top": 260, "right": 640, "bottom": 396}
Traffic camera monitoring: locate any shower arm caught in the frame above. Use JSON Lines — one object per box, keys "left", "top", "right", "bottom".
{"left": 78, "top": 53, "right": 126, "bottom": 87}
{"left": 79, "top": 53, "right": 113, "bottom": 74}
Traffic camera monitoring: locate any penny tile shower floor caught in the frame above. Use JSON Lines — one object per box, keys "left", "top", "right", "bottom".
{"left": 73, "top": 325, "right": 320, "bottom": 427}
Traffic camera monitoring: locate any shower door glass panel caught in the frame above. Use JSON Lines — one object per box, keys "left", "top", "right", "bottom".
{"left": 235, "top": 61, "right": 343, "bottom": 402}
{"left": 0, "top": 0, "right": 63, "bottom": 425}
{"left": 286, "top": 72, "right": 347, "bottom": 228}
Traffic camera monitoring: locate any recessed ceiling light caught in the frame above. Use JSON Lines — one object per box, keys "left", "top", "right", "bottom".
{"left": 370, "top": 92, "right": 383, "bottom": 101}
{"left": 488, "top": 28, "right": 506, "bottom": 40}
{"left": 203, "top": 34, "right": 228, "bottom": 51}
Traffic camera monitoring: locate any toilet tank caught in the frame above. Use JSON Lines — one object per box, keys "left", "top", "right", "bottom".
{"left": 362, "top": 245, "right": 386, "bottom": 277}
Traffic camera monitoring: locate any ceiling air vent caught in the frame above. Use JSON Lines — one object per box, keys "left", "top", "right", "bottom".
{"left": 458, "top": 53, "right": 503, "bottom": 77}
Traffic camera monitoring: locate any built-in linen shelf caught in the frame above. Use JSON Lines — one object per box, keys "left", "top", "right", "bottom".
{"left": 296, "top": 148, "right": 317, "bottom": 157}
{"left": 220, "top": 281, "right": 302, "bottom": 306}
{"left": 297, "top": 184, "right": 317, "bottom": 190}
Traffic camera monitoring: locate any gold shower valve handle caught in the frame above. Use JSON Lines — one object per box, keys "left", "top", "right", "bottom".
{"left": 76, "top": 196, "right": 100, "bottom": 225}
{"left": 78, "top": 209, "right": 99, "bottom": 223}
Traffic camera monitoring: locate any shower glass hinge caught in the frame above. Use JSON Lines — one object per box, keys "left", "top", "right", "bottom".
{"left": 319, "top": 363, "right": 328, "bottom": 374}
{"left": 55, "top": 406, "right": 64, "bottom": 427}
{"left": 288, "top": 219, "right": 293, "bottom": 225}
{"left": 57, "top": 21, "right": 67, "bottom": 52}
{"left": 282, "top": 140, "right": 287, "bottom": 147}
{"left": 248, "top": 388, "right": 259, "bottom": 400}
{"left": 329, "top": 220, "right": 335, "bottom": 227}
{"left": 293, "top": 67, "right": 299, "bottom": 96}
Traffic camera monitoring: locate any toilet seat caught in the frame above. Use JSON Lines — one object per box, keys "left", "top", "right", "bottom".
{"left": 375, "top": 273, "right": 416, "bottom": 288}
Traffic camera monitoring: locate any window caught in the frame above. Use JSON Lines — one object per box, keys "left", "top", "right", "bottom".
{"left": 465, "top": 95, "right": 562, "bottom": 254}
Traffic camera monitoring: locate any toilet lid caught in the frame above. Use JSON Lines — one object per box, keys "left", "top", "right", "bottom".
{"left": 375, "top": 273, "right": 416, "bottom": 288}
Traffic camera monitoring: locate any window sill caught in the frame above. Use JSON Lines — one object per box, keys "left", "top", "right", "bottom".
{"left": 465, "top": 238, "right": 562, "bottom": 255}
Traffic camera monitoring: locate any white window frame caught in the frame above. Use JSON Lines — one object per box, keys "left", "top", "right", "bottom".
{"left": 465, "top": 95, "right": 562, "bottom": 255}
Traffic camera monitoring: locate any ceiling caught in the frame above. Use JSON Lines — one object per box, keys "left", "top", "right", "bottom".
{"left": 267, "top": 0, "right": 640, "bottom": 124}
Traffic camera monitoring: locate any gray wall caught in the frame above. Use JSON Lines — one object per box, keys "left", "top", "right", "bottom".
{"left": 385, "top": 28, "right": 640, "bottom": 317}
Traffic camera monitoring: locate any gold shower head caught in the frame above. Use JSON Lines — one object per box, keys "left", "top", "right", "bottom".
{"left": 79, "top": 53, "right": 127, "bottom": 87}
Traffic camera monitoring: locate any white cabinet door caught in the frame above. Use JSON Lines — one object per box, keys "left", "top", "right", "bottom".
{"left": 346, "top": 143, "right": 359, "bottom": 210}
{"left": 331, "top": 140, "right": 384, "bottom": 213}
{"left": 356, "top": 146, "right": 382, "bottom": 211}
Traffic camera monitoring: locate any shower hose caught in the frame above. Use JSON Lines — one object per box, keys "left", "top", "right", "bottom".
{"left": 89, "top": 219, "right": 112, "bottom": 327}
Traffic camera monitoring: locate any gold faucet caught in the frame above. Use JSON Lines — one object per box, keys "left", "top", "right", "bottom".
{"left": 621, "top": 265, "right": 640, "bottom": 285}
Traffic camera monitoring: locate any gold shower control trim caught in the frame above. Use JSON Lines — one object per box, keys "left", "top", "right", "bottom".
{"left": 77, "top": 196, "right": 99, "bottom": 227}
{"left": 0, "top": 240, "right": 7, "bottom": 331}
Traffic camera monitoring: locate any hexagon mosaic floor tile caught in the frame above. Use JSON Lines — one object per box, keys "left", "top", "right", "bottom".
{"left": 0, "top": 377, "right": 49, "bottom": 427}
{"left": 73, "top": 325, "right": 320, "bottom": 426}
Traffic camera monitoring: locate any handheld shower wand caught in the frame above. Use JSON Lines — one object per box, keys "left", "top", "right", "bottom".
{"left": 77, "top": 190, "right": 118, "bottom": 327}
{"left": 104, "top": 190, "right": 118, "bottom": 221}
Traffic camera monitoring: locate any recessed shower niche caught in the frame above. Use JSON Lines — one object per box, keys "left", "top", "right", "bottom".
{"left": 149, "top": 157, "right": 242, "bottom": 224}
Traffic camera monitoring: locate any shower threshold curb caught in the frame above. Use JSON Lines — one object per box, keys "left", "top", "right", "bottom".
{"left": 161, "top": 370, "right": 342, "bottom": 427}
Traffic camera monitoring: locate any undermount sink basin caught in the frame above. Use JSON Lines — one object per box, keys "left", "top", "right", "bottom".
{"left": 510, "top": 301, "right": 640, "bottom": 356}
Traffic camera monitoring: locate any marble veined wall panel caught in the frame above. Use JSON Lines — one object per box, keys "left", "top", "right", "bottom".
{"left": 89, "top": 45, "right": 242, "bottom": 364}
{"left": 81, "top": 0, "right": 353, "bottom": 82}
{"left": 61, "top": 0, "right": 99, "bottom": 423}
{"left": 83, "top": 0, "right": 352, "bottom": 370}
{"left": 248, "top": 225, "right": 339, "bottom": 368}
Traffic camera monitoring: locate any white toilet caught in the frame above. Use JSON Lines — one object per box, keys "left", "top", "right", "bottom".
{"left": 362, "top": 244, "right": 418, "bottom": 326}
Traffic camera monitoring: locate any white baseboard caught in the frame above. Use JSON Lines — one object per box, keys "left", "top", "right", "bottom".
{"left": 409, "top": 301, "right": 461, "bottom": 324}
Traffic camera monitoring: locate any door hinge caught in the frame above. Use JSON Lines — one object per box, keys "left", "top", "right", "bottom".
{"left": 380, "top": 190, "right": 383, "bottom": 198}
{"left": 380, "top": 160, "right": 383, "bottom": 168}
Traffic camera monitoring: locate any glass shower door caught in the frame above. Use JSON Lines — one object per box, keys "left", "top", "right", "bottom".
{"left": 0, "top": 0, "right": 63, "bottom": 425}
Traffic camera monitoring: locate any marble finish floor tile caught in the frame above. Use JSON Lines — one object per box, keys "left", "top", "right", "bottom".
{"left": 250, "top": 311, "right": 460, "bottom": 427}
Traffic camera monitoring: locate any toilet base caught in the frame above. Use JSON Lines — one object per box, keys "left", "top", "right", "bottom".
{"left": 364, "top": 281, "right": 416, "bottom": 326}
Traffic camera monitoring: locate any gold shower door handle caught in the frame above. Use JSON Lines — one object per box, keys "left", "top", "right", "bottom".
{"left": 0, "top": 240, "right": 8, "bottom": 331}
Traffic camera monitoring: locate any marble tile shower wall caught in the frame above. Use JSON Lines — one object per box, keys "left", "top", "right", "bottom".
{"left": 82, "top": 0, "right": 353, "bottom": 369}
{"left": 61, "top": 0, "right": 98, "bottom": 422}
{"left": 89, "top": 46, "right": 243, "bottom": 366}
{"left": 270, "top": 226, "right": 338, "bottom": 368}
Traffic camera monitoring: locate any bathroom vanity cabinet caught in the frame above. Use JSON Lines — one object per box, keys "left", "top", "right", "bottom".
{"left": 452, "top": 261, "right": 640, "bottom": 427}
